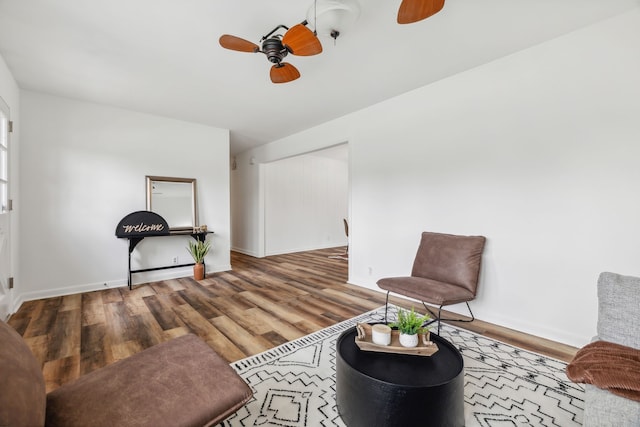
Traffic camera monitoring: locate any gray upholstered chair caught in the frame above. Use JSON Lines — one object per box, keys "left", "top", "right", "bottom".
{"left": 0, "top": 319, "right": 253, "bottom": 427}
{"left": 578, "top": 272, "right": 640, "bottom": 426}
{"left": 377, "top": 231, "right": 486, "bottom": 334}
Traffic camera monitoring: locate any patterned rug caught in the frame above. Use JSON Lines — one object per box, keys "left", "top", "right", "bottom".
{"left": 220, "top": 306, "right": 584, "bottom": 427}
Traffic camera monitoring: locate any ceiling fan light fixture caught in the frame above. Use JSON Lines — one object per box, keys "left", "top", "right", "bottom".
{"left": 306, "top": 0, "right": 361, "bottom": 39}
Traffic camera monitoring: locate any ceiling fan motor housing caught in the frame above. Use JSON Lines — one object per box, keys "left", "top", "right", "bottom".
{"left": 262, "top": 38, "right": 288, "bottom": 64}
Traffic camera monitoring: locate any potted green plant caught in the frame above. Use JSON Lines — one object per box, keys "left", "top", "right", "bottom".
{"left": 186, "top": 238, "right": 211, "bottom": 280}
{"left": 388, "top": 307, "right": 431, "bottom": 347}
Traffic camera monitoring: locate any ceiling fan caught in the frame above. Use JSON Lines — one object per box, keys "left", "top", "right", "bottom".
{"left": 397, "top": 0, "right": 445, "bottom": 24}
{"left": 219, "top": 22, "right": 322, "bottom": 84}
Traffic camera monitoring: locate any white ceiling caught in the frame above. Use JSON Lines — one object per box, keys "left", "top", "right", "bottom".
{"left": 0, "top": 0, "right": 637, "bottom": 155}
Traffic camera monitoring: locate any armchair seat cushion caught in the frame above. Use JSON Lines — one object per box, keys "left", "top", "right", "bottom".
{"left": 45, "top": 334, "right": 253, "bottom": 427}
{"left": 377, "top": 276, "right": 475, "bottom": 306}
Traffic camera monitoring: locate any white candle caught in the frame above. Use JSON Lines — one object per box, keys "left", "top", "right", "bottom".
{"left": 372, "top": 324, "right": 392, "bottom": 346}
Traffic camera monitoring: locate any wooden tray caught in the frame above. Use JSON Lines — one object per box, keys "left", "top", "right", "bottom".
{"left": 355, "top": 323, "right": 439, "bottom": 356}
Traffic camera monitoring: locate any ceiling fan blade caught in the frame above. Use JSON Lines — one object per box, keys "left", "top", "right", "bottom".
{"left": 270, "top": 63, "right": 301, "bottom": 84}
{"left": 397, "top": 0, "right": 445, "bottom": 24}
{"left": 282, "top": 24, "right": 323, "bottom": 56}
{"left": 219, "top": 34, "right": 259, "bottom": 53}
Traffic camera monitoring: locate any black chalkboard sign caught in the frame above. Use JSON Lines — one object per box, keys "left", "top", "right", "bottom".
{"left": 115, "top": 211, "right": 170, "bottom": 238}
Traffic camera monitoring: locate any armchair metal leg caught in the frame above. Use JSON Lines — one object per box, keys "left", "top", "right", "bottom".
{"left": 383, "top": 292, "right": 476, "bottom": 335}
{"left": 422, "top": 302, "right": 475, "bottom": 335}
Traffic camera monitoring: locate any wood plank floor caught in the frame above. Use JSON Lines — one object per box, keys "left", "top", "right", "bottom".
{"left": 8, "top": 247, "right": 578, "bottom": 393}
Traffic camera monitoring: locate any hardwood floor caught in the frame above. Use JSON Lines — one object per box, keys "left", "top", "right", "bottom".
{"left": 8, "top": 247, "right": 578, "bottom": 393}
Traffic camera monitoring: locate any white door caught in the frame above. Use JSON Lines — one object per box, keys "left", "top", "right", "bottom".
{"left": 0, "top": 96, "right": 11, "bottom": 320}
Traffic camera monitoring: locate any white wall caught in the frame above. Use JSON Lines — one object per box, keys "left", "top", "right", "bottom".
{"left": 0, "top": 54, "right": 20, "bottom": 318}
{"left": 17, "top": 91, "right": 230, "bottom": 305}
{"left": 264, "top": 151, "right": 348, "bottom": 255}
{"left": 230, "top": 9, "right": 640, "bottom": 347}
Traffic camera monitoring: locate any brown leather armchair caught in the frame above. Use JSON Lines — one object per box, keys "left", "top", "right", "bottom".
{"left": 0, "top": 319, "right": 252, "bottom": 427}
{"left": 329, "top": 218, "right": 349, "bottom": 259}
{"left": 377, "top": 231, "right": 486, "bottom": 334}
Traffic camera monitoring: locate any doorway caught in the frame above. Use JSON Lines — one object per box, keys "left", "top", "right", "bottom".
{"left": 263, "top": 144, "right": 349, "bottom": 256}
{"left": 0, "top": 96, "right": 11, "bottom": 319}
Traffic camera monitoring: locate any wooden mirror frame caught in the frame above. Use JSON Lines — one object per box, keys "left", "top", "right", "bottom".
{"left": 145, "top": 176, "right": 198, "bottom": 232}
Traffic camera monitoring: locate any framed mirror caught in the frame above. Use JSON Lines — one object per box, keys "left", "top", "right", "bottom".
{"left": 146, "top": 176, "right": 198, "bottom": 232}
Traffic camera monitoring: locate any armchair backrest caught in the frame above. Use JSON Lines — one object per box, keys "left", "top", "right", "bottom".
{"left": 0, "top": 320, "right": 46, "bottom": 426}
{"left": 597, "top": 271, "right": 640, "bottom": 349}
{"left": 411, "top": 231, "right": 486, "bottom": 294}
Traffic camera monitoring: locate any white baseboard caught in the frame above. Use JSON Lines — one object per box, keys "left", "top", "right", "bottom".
{"left": 345, "top": 278, "right": 587, "bottom": 348}
{"left": 10, "top": 263, "right": 232, "bottom": 316}
{"left": 231, "top": 242, "right": 348, "bottom": 259}
{"left": 11, "top": 279, "right": 128, "bottom": 315}
{"left": 231, "top": 246, "right": 261, "bottom": 257}
{"left": 265, "top": 242, "right": 348, "bottom": 257}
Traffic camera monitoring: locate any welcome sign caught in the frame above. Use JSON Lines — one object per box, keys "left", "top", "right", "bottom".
{"left": 115, "top": 211, "right": 170, "bottom": 238}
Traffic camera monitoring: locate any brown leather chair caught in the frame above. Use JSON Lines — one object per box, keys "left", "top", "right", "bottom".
{"left": 343, "top": 218, "right": 349, "bottom": 254}
{"left": 329, "top": 218, "right": 349, "bottom": 259}
{"left": 377, "top": 231, "right": 486, "bottom": 334}
{"left": 0, "top": 319, "right": 253, "bottom": 427}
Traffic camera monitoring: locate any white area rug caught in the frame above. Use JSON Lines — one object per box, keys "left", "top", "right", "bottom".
{"left": 220, "top": 305, "right": 584, "bottom": 426}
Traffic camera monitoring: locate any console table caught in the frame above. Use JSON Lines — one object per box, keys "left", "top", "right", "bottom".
{"left": 115, "top": 211, "right": 213, "bottom": 289}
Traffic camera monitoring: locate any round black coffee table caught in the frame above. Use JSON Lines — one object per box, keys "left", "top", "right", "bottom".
{"left": 335, "top": 326, "right": 464, "bottom": 427}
